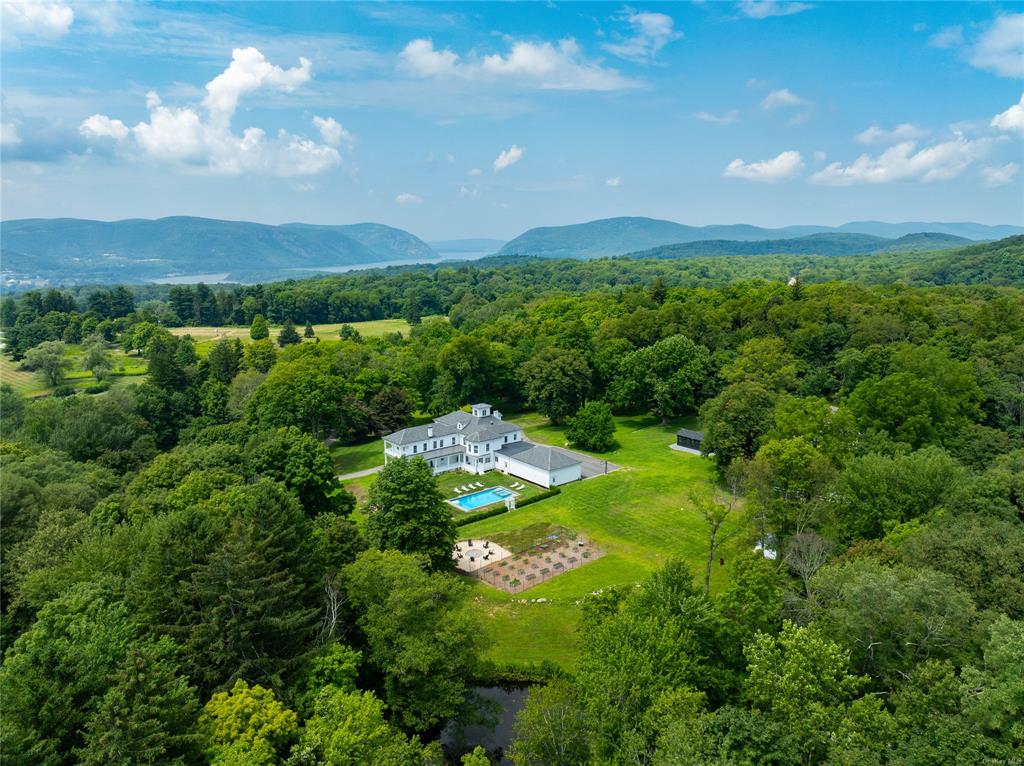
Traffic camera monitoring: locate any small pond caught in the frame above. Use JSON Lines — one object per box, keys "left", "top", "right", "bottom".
{"left": 441, "top": 686, "right": 529, "bottom": 764}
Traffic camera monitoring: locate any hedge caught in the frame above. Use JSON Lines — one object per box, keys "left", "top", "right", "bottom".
{"left": 515, "top": 486, "right": 561, "bottom": 508}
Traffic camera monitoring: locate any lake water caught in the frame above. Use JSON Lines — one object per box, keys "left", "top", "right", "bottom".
{"left": 442, "top": 686, "right": 529, "bottom": 764}
{"left": 150, "top": 273, "right": 231, "bottom": 284}
{"left": 295, "top": 250, "right": 496, "bottom": 275}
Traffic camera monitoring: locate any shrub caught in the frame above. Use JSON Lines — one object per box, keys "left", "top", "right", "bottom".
{"left": 566, "top": 401, "right": 616, "bottom": 452}
{"left": 517, "top": 486, "right": 561, "bottom": 508}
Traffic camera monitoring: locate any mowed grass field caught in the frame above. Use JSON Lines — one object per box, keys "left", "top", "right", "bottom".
{"left": 1, "top": 343, "right": 148, "bottom": 398}
{"left": 169, "top": 318, "right": 416, "bottom": 354}
{"left": 335, "top": 411, "right": 751, "bottom": 671}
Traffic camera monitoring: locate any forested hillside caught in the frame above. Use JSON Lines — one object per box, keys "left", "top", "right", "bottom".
{"left": 1, "top": 244, "right": 1023, "bottom": 764}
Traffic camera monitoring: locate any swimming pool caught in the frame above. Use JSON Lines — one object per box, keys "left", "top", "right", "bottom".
{"left": 450, "top": 486, "right": 518, "bottom": 511}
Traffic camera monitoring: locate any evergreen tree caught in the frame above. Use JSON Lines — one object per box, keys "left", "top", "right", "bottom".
{"left": 304, "top": 321, "right": 315, "bottom": 338}
{"left": 278, "top": 319, "right": 301, "bottom": 347}
{"left": 207, "top": 338, "right": 242, "bottom": 384}
{"left": 250, "top": 314, "right": 269, "bottom": 340}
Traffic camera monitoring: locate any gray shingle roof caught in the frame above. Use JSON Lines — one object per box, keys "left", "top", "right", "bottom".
{"left": 385, "top": 408, "right": 521, "bottom": 446}
{"left": 497, "top": 442, "right": 581, "bottom": 471}
{"left": 676, "top": 428, "right": 704, "bottom": 441}
{"left": 383, "top": 421, "right": 457, "bottom": 445}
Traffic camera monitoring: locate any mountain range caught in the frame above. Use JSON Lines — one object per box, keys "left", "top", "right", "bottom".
{"left": 497, "top": 216, "right": 1024, "bottom": 259}
{"left": 2, "top": 215, "right": 1021, "bottom": 287}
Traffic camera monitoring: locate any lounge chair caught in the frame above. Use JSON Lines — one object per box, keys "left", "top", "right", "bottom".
{"left": 475, "top": 481, "right": 484, "bottom": 488}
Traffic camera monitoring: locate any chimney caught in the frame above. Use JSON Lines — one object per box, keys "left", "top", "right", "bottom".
{"left": 427, "top": 425, "right": 434, "bottom": 437}
{"left": 493, "top": 410, "right": 502, "bottom": 420}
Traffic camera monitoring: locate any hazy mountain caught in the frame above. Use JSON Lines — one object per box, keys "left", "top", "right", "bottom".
{"left": 0, "top": 217, "right": 438, "bottom": 284}
{"left": 498, "top": 216, "right": 1022, "bottom": 259}
{"left": 628, "top": 232, "right": 973, "bottom": 260}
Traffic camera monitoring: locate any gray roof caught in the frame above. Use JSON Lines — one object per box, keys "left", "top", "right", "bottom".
{"left": 498, "top": 442, "right": 581, "bottom": 471}
{"left": 384, "top": 421, "right": 457, "bottom": 446}
{"left": 386, "top": 408, "right": 521, "bottom": 446}
{"left": 472, "top": 402, "right": 491, "bottom": 408}
{"left": 676, "top": 428, "right": 704, "bottom": 441}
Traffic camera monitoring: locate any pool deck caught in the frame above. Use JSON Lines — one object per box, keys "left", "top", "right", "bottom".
{"left": 453, "top": 539, "right": 512, "bottom": 572}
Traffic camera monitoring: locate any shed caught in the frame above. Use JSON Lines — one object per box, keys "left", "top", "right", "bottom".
{"left": 676, "top": 428, "right": 704, "bottom": 451}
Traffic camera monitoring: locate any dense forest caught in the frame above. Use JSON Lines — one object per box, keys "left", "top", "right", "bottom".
{"left": 1, "top": 239, "right": 1022, "bottom": 764}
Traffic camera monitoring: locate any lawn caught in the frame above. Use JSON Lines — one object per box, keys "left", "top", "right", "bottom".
{"left": 457, "top": 413, "right": 750, "bottom": 670}
{"left": 1, "top": 343, "right": 148, "bottom": 398}
{"left": 331, "top": 439, "right": 385, "bottom": 475}
{"left": 169, "top": 317, "right": 418, "bottom": 351}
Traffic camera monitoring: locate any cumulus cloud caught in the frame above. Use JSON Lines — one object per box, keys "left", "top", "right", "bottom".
{"left": 696, "top": 110, "right": 739, "bottom": 125}
{"left": 991, "top": 93, "right": 1024, "bottom": 133}
{"left": 723, "top": 150, "right": 804, "bottom": 182}
{"left": 810, "top": 136, "right": 992, "bottom": 185}
{"left": 1, "top": 123, "right": 22, "bottom": 146}
{"left": 606, "top": 176, "right": 621, "bottom": 187}
{"left": 602, "top": 9, "right": 682, "bottom": 62}
{"left": 855, "top": 123, "right": 928, "bottom": 145}
{"left": 313, "top": 116, "right": 353, "bottom": 147}
{"left": 78, "top": 114, "right": 129, "bottom": 141}
{"left": 1, "top": 1, "right": 74, "bottom": 44}
{"left": 968, "top": 13, "right": 1024, "bottom": 78}
{"left": 738, "top": 1, "right": 813, "bottom": 19}
{"left": 928, "top": 25, "right": 963, "bottom": 49}
{"left": 398, "top": 37, "right": 637, "bottom": 91}
{"left": 760, "top": 88, "right": 804, "bottom": 109}
{"left": 395, "top": 192, "right": 423, "bottom": 204}
{"left": 493, "top": 144, "right": 524, "bottom": 172}
{"left": 981, "top": 162, "right": 1019, "bottom": 187}
{"left": 78, "top": 47, "right": 341, "bottom": 176}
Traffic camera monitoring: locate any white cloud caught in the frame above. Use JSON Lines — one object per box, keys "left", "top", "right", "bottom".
{"left": 928, "top": 25, "right": 963, "bottom": 49}
{"left": 855, "top": 123, "right": 928, "bottom": 145}
{"left": 313, "top": 116, "right": 353, "bottom": 147}
{"left": 738, "top": 1, "right": 813, "bottom": 20}
{"left": 467, "top": 167, "right": 483, "bottom": 176}
{"left": 723, "top": 150, "right": 804, "bottom": 182}
{"left": 968, "top": 13, "right": 1024, "bottom": 78}
{"left": 760, "top": 88, "right": 804, "bottom": 109}
{"left": 602, "top": 10, "right": 682, "bottom": 62}
{"left": 1, "top": 123, "right": 22, "bottom": 146}
{"left": 813, "top": 150, "right": 827, "bottom": 163}
{"left": 203, "top": 47, "right": 311, "bottom": 127}
{"left": 810, "top": 137, "right": 992, "bottom": 185}
{"left": 493, "top": 144, "right": 524, "bottom": 172}
{"left": 1, "top": 1, "right": 74, "bottom": 44}
{"left": 696, "top": 109, "right": 739, "bottom": 125}
{"left": 395, "top": 192, "right": 423, "bottom": 204}
{"left": 606, "top": 176, "right": 621, "bottom": 187}
{"left": 458, "top": 184, "right": 479, "bottom": 198}
{"left": 982, "top": 162, "right": 1019, "bottom": 187}
{"left": 991, "top": 93, "right": 1024, "bottom": 132}
{"left": 398, "top": 37, "right": 637, "bottom": 91}
{"left": 78, "top": 47, "right": 340, "bottom": 176}
{"left": 78, "top": 114, "right": 129, "bottom": 141}
{"left": 399, "top": 38, "right": 460, "bottom": 77}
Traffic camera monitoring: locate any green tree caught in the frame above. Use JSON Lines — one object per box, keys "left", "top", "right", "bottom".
{"left": 847, "top": 372, "right": 952, "bottom": 448}
{"left": 345, "top": 550, "right": 483, "bottom": 732}
{"left": 245, "top": 338, "right": 277, "bottom": 373}
{"left": 208, "top": 338, "right": 243, "bottom": 384}
{"left": 565, "top": 400, "right": 616, "bottom": 452}
{"left": 519, "top": 347, "right": 592, "bottom": 424}
{"left": 721, "top": 337, "right": 799, "bottom": 392}
{"left": 612, "top": 334, "right": 711, "bottom": 422}
{"left": 81, "top": 336, "right": 114, "bottom": 382}
{"left": 246, "top": 352, "right": 349, "bottom": 438}
{"left": 24, "top": 340, "right": 70, "bottom": 386}
{"left": 277, "top": 319, "right": 301, "bottom": 347}
{"left": 250, "top": 314, "right": 270, "bottom": 340}
{"left": 77, "top": 638, "right": 201, "bottom": 766}
{"left": 304, "top": 321, "right": 315, "bottom": 338}
{"left": 364, "top": 457, "right": 455, "bottom": 571}
{"left": 199, "top": 679, "right": 299, "bottom": 764}
{"left": 699, "top": 382, "right": 776, "bottom": 470}
{"left": 369, "top": 385, "right": 413, "bottom": 434}
{"left": 299, "top": 687, "right": 443, "bottom": 765}
{"left": 246, "top": 426, "right": 352, "bottom": 516}
{"left": 960, "top": 615, "right": 1024, "bottom": 749}
{"left": 461, "top": 746, "right": 490, "bottom": 766}
{"left": 509, "top": 683, "right": 590, "bottom": 766}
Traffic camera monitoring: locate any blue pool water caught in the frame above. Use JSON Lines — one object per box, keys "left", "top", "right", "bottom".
{"left": 450, "top": 486, "right": 517, "bottom": 511}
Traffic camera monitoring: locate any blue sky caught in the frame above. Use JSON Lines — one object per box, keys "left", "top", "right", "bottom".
{"left": 1, "top": 1, "right": 1022, "bottom": 240}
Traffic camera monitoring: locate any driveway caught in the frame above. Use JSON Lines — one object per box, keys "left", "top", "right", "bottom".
{"left": 337, "top": 465, "right": 384, "bottom": 481}
{"left": 547, "top": 445, "right": 621, "bottom": 479}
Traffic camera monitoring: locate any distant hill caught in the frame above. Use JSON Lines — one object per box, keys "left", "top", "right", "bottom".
{"left": 908, "top": 235, "right": 1024, "bottom": 286}
{"left": 0, "top": 217, "right": 438, "bottom": 285}
{"left": 628, "top": 231, "right": 973, "bottom": 260}
{"left": 498, "top": 216, "right": 1020, "bottom": 259}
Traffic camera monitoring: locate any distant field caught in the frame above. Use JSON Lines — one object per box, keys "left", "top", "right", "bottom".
{"left": 168, "top": 318, "right": 416, "bottom": 344}
{"left": 1, "top": 343, "right": 148, "bottom": 398}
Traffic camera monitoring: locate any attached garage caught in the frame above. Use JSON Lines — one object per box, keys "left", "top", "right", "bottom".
{"left": 495, "top": 442, "right": 582, "bottom": 488}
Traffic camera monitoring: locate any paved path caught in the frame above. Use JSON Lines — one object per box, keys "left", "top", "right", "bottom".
{"left": 548, "top": 445, "right": 621, "bottom": 479}
{"left": 337, "top": 465, "right": 384, "bottom": 481}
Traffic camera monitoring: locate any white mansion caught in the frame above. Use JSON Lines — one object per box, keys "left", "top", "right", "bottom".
{"left": 383, "top": 403, "right": 582, "bottom": 488}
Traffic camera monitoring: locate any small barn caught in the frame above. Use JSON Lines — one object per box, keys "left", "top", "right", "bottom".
{"left": 676, "top": 428, "right": 704, "bottom": 451}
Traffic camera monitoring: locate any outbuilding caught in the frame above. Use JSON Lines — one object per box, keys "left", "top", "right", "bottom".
{"left": 676, "top": 428, "right": 704, "bottom": 451}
